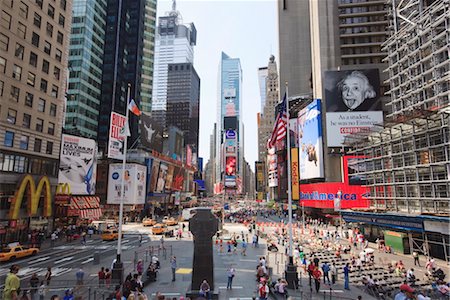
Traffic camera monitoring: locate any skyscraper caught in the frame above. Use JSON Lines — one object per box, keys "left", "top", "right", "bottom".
{"left": 215, "top": 52, "right": 243, "bottom": 191}
{"left": 65, "top": 0, "right": 107, "bottom": 139}
{"left": 151, "top": 1, "right": 196, "bottom": 128}
{"left": 257, "top": 66, "right": 268, "bottom": 113}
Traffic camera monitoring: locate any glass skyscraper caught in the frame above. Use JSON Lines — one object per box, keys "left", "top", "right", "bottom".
{"left": 65, "top": 0, "right": 107, "bottom": 139}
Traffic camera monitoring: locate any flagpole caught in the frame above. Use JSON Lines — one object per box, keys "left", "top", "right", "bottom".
{"left": 284, "top": 82, "right": 298, "bottom": 288}
{"left": 113, "top": 83, "right": 131, "bottom": 283}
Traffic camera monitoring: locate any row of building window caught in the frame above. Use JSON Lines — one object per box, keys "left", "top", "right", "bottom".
{"left": 6, "top": 108, "right": 56, "bottom": 135}
{"left": 0, "top": 151, "right": 59, "bottom": 177}
{"left": 4, "top": 131, "right": 54, "bottom": 155}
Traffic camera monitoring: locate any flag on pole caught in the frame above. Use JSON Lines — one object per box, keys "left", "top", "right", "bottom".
{"left": 120, "top": 122, "right": 131, "bottom": 137}
{"left": 128, "top": 99, "right": 141, "bottom": 116}
{"left": 267, "top": 93, "right": 287, "bottom": 149}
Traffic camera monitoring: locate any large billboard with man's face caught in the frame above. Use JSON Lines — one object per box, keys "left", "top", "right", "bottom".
{"left": 324, "top": 69, "right": 383, "bottom": 147}
{"left": 140, "top": 112, "right": 163, "bottom": 153}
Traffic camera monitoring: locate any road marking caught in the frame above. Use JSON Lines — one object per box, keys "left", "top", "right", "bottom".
{"left": 87, "top": 239, "right": 95, "bottom": 243}
{"left": 151, "top": 293, "right": 180, "bottom": 296}
{"left": 122, "top": 239, "right": 129, "bottom": 243}
{"left": 320, "top": 289, "right": 344, "bottom": 293}
{"left": 219, "top": 286, "right": 243, "bottom": 289}
{"left": 18, "top": 267, "right": 42, "bottom": 276}
{"left": 38, "top": 267, "right": 72, "bottom": 277}
{"left": 82, "top": 258, "right": 94, "bottom": 264}
{"left": 229, "top": 298, "right": 252, "bottom": 300}
{"left": 239, "top": 259, "right": 256, "bottom": 262}
{"left": 29, "top": 256, "right": 51, "bottom": 264}
{"left": 55, "top": 256, "right": 74, "bottom": 264}
{"left": 176, "top": 268, "right": 192, "bottom": 274}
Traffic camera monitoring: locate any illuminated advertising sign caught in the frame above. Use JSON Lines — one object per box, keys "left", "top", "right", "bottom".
{"left": 108, "top": 112, "right": 127, "bottom": 159}
{"left": 324, "top": 69, "right": 383, "bottom": 147}
{"left": 107, "top": 164, "right": 147, "bottom": 205}
{"left": 291, "top": 148, "right": 299, "bottom": 200}
{"left": 225, "top": 156, "right": 237, "bottom": 176}
{"left": 226, "top": 130, "right": 236, "bottom": 139}
{"left": 267, "top": 148, "right": 278, "bottom": 187}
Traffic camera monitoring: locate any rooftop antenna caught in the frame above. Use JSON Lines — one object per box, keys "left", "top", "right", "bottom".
{"left": 172, "top": 0, "right": 176, "bottom": 12}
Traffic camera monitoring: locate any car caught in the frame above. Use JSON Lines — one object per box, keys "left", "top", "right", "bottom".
{"left": 162, "top": 216, "right": 178, "bottom": 226}
{"left": 0, "top": 244, "right": 39, "bottom": 262}
{"left": 142, "top": 218, "right": 156, "bottom": 227}
{"left": 102, "top": 229, "right": 120, "bottom": 241}
{"left": 152, "top": 224, "right": 168, "bottom": 235}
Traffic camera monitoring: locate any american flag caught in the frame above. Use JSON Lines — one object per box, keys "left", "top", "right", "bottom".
{"left": 267, "top": 93, "right": 287, "bottom": 149}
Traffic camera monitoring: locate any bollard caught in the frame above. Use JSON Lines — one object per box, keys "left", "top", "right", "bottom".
{"left": 170, "top": 245, "right": 173, "bottom": 256}
{"left": 94, "top": 290, "right": 96, "bottom": 300}
{"left": 329, "top": 287, "right": 332, "bottom": 300}
{"left": 323, "top": 291, "right": 326, "bottom": 300}
{"left": 88, "top": 287, "right": 91, "bottom": 300}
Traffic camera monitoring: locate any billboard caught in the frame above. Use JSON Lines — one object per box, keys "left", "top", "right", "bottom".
{"left": 291, "top": 148, "right": 299, "bottom": 200}
{"left": 255, "top": 161, "right": 265, "bottom": 192}
{"left": 58, "top": 134, "right": 97, "bottom": 195}
{"left": 107, "top": 163, "right": 146, "bottom": 204}
{"left": 225, "top": 156, "right": 237, "bottom": 176}
{"left": 172, "top": 166, "right": 184, "bottom": 191}
{"left": 140, "top": 112, "right": 163, "bottom": 153}
{"left": 298, "top": 99, "right": 324, "bottom": 179}
{"left": 149, "top": 159, "right": 160, "bottom": 193}
{"left": 324, "top": 69, "right": 383, "bottom": 147}
{"left": 108, "top": 112, "right": 127, "bottom": 159}
{"left": 165, "top": 165, "right": 175, "bottom": 190}
{"left": 156, "top": 162, "right": 168, "bottom": 193}
{"left": 186, "top": 145, "right": 192, "bottom": 167}
{"left": 267, "top": 148, "right": 278, "bottom": 187}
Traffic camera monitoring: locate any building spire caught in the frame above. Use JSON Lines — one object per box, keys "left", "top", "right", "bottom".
{"left": 172, "top": 0, "right": 176, "bottom": 12}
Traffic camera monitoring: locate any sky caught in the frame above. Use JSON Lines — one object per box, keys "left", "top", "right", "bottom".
{"left": 156, "top": 0, "right": 279, "bottom": 171}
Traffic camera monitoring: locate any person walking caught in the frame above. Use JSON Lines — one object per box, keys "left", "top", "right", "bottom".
{"left": 44, "top": 267, "right": 52, "bottom": 286}
{"left": 136, "top": 259, "right": 144, "bottom": 275}
{"left": 38, "top": 281, "right": 47, "bottom": 300}
{"left": 76, "top": 268, "right": 84, "bottom": 285}
{"left": 170, "top": 256, "right": 177, "bottom": 281}
{"left": 98, "top": 267, "right": 105, "bottom": 286}
{"left": 322, "top": 262, "right": 331, "bottom": 284}
{"left": 307, "top": 262, "right": 315, "bottom": 286}
{"left": 313, "top": 266, "right": 322, "bottom": 293}
{"left": 3, "top": 265, "right": 20, "bottom": 300}
{"left": 412, "top": 251, "right": 420, "bottom": 266}
{"left": 199, "top": 279, "right": 211, "bottom": 300}
{"left": 51, "top": 232, "right": 57, "bottom": 247}
{"left": 226, "top": 267, "right": 235, "bottom": 289}
{"left": 343, "top": 263, "right": 350, "bottom": 290}
{"left": 30, "top": 272, "right": 40, "bottom": 300}
{"left": 330, "top": 262, "right": 337, "bottom": 285}
{"left": 241, "top": 240, "right": 247, "bottom": 256}
{"left": 258, "top": 280, "right": 269, "bottom": 300}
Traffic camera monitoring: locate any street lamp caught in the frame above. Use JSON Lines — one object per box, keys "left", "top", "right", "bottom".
{"left": 336, "top": 190, "right": 342, "bottom": 230}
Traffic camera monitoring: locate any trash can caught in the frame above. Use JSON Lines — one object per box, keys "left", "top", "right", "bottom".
{"left": 93, "top": 251, "right": 101, "bottom": 265}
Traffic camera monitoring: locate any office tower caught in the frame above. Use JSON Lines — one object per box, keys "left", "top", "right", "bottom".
{"left": 257, "top": 66, "right": 268, "bottom": 113}
{"left": 166, "top": 62, "right": 200, "bottom": 150}
{"left": 277, "top": 0, "right": 312, "bottom": 97}
{"left": 151, "top": 1, "right": 196, "bottom": 129}
{"left": 97, "top": 0, "right": 157, "bottom": 154}
{"left": 215, "top": 52, "right": 243, "bottom": 190}
{"left": 64, "top": 0, "right": 106, "bottom": 139}
{"left": 257, "top": 55, "right": 279, "bottom": 162}
{"left": 0, "top": 0, "right": 72, "bottom": 241}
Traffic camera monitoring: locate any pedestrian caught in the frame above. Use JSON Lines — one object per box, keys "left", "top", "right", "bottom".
{"left": 63, "top": 289, "right": 74, "bottom": 300}
{"left": 105, "top": 268, "right": 112, "bottom": 288}
{"left": 29, "top": 272, "right": 40, "bottom": 294}
{"left": 313, "top": 266, "right": 322, "bottom": 293}
{"left": 313, "top": 255, "right": 319, "bottom": 267}
{"left": 160, "top": 236, "right": 165, "bottom": 249}
{"left": 139, "top": 234, "right": 143, "bottom": 246}
{"left": 330, "top": 262, "right": 337, "bottom": 284}
{"left": 322, "top": 262, "right": 331, "bottom": 284}
{"left": 136, "top": 259, "right": 144, "bottom": 275}
{"left": 51, "top": 232, "right": 57, "bottom": 247}
{"left": 241, "top": 239, "right": 247, "bottom": 256}
{"left": 170, "top": 256, "right": 177, "bottom": 281}
{"left": 199, "top": 279, "right": 211, "bottom": 300}
{"left": 257, "top": 279, "right": 269, "bottom": 300}
{"left": 226, "top": 266, "right": 235, "bottom": 289}
{"left": 76, "top": 268, "right": 84, "bottom": 285}
{"left": 412, "top": 251, "right": 420, "bottom": 266}
{"left": 307, "top": 262, "right": 315, "bottom": 286}
{"left": 81, "top": 231, "right": 87, "bottom": 245}
{"left": 98, "top": 267, "right": 105, "bottom": 286}
{"left": 3, "top": 265, "right": 20, "bottom": 300}
{"left": 38, "top": 281, "right": 47, "bottom": 300}
{"left": 45, "top": 267, "right": 52, "bottom": 285}
{"left": 343, "top": 263, "right": 350, "bottom": 290}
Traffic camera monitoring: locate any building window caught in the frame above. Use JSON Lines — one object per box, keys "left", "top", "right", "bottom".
{"left": 10, "top": 86, "right": 19, "bottom": 102}
{"left": 25, "top": 92, "right": 33, "bottom": 107}
{"left": 46, "top": 22, "right": 53, "bottom": 37}
{"left": 42, "top": 60, "right": 49, "bottom": 73}
{"left": 17, "top": 22, "right": 26, "bottom": 39}
{"left": 0, "top": 33, "right": 8, "bottom": 51}
{"left": 31, "top": 32, "right": 40, "bottom": 47}
{"left": 27, "top": 72, "right": 36, "bottom": 86}
{"left": 1, "top": 11, "right": 12, "bottom": 30}
{"left": 23, "top": 113, "right": 31, "bottom": 128}
{"left": 34, "top": 138, "right": 42, "bottom": 152}
{"left": 44, "top": 41, "right": 51, "bottom": 55}
{"left": 36, "top": 118, "right": 43, "bottom": 132}
{"left": 4, "top": 131, "right": 14, "bottom": 147}
{"left": 12, "top": 65, "right": 22, "bottom": 80}
{"left": 15, "top": 43, "right": 25, "bottom": 60}
{"left": 0, "top": 56, "right": 5, "bottom": 73}
{"left": 35, "top": 0, "right": 43, "bottom": 9}
{"left": 47, "top": 4, "right": 55, "bottom": 19}
{"left": 29, "top": 52, "right": 38, "bottom": 67}
{"left": 53, "top": 66, "right": 60, "bottom": 80}
{"left": 55, "top": 49, "right": 62, "bottom": 62}
{"left": 46, "top": 141, "right": 53, "bottom": 154}
{"left": 7, "top": 108, "right": 17, "bottom": 124}
{"left": 40, "top": 79, "right": 47, "bottom": 93}
{"left": 50, "top": 103, "right": 57, "bottom": 116}
{"left": 58, "top": 14, "right": 65, "bottom": 27}
{"left": 33, "top": 13, "right": 41, "bottom": 28}
{"left": 38, "top": 98, "right": 45, "bottom": 112}
{"left": 19, "top": 1, "right": 28, "bottom": 19}
{"left": 0, "top": 80, "right": 3, "bottom": 96}
{"left": 20, "top": 136, "right": 29, "bottom": 150}
{"left": 56, "top": 31, "right": 63, "bottom": 45}
{"left": 48, "top": 122, "right": 55, "bottom": 135}
{"left": 60, "top": 0, "right": 67, "bottom": 11}
{"left": 51, "top": 85, "right": 58, "bottom": 98}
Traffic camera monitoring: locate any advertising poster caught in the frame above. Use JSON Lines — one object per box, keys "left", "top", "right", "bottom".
{"left": 108, "top": 112, "right": 127, "bottom": 159}
{"left": 223, "top": 88, "right": 237, "bottom": 117}
{"left": 298, "top": 99, "right": 325, "bottom": 179}
{"left": 267, "top": 148, "right": 278, "bottom": 187}
{"left": 107, "top": 164, "right": 146, "bottom": 204}
{"left": 156, "top": 163, "right": 168, "bottom": 193}
{"left": 58, "top": 134, "right": 97, "bottom": 195}
{"left": 255, "top": 161, "right": 265, "bottom": 192}
{"left": 225, "top": 156, "right": 237, "bottom": 176}
{"left": 324, "top": 69, "right": 383, "bottom": 147}
{"left": 165, "top": 165, "right": 175, "bottom": 190}
{"left": 140, "top": 112, "right": 163, "bottom": 152}
{"left": 291, "top": 148, "right": 299, "bottom": 200}
{"left": 149, "top": 160, "right": 160, "bottom": 193}
{"left": 186, "top": 145, "right": 192, "bottom": 167}
{"left": 172, "top": 166, "right": 184, "bottom": 191}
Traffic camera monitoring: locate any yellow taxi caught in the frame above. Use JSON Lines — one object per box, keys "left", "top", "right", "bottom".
{"left": 162, "top": 216, "right": 178, "bottom": 226}
{"left": 142, "top": 218, "right": 157, "bottom": 227}
{"left": 152, "top": 223, "right": 167, "bottom": 235}
{"left": 101, "top": 229, "right": 120, "bottom": 241}
{"left": 0, "top": 244, "right": 39, "bottom": 262}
